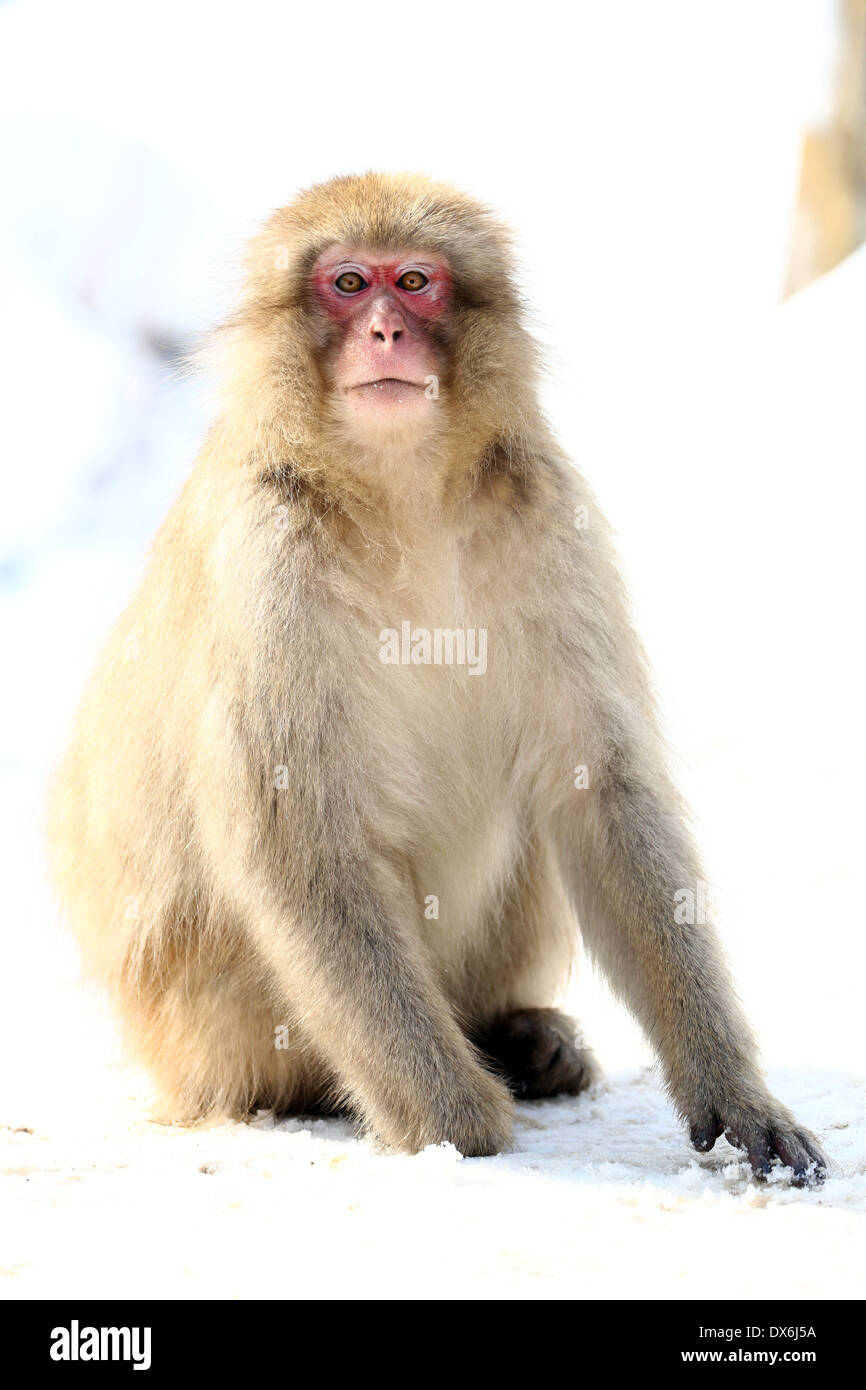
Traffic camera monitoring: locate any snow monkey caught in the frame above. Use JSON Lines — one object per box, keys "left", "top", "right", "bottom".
{"left": 48, "top": 173, "right": 827, "bottom": 1184}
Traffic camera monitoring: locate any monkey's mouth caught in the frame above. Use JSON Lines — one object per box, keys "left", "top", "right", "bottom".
{"left": 349, "top": 378, "right": 427, "bottom": 398}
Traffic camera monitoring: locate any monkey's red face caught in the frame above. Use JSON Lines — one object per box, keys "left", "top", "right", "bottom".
{"left": 311, "top": 245, "right": 451, "bottom": 432}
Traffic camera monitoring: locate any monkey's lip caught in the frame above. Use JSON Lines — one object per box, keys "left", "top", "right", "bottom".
{"left": 348, "top": 377, "right": 427, "bottom": 395}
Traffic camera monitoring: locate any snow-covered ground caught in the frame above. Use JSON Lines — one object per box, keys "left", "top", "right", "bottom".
{"left": 1, "top": 0, "right": 864, "bottom": 1301}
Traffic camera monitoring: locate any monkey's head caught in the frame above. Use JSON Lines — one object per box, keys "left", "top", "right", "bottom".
{"left": 224, "top": 173, "right": 542, "bottom": 502}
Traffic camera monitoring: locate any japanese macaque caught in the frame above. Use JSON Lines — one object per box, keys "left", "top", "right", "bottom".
{"left": 48, "top": 172, "right": 827, "bottom": 1183}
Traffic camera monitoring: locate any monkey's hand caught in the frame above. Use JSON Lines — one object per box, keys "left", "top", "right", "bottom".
{"left": 689, "top": 1097, "right": 828, "bottom": 1187}
{"left": 392, "top": 1062, "right": 514, "bottom": 1158}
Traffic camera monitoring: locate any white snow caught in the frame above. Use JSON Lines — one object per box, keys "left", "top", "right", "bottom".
{"left": 1, "top": 0, "right": 864, "bottom": 1301}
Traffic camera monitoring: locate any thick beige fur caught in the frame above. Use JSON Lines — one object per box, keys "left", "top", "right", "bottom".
{"left": 47, "top": 174, "right": 825, "bottom": 1175}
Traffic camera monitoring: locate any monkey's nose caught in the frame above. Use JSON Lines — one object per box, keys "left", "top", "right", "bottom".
{"left": 369, "top": 298, "right": 406, "bottom": 345}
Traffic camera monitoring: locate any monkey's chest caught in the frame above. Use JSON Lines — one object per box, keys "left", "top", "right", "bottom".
{"left": 365, "top": 631, "right": 526, "bottom": 931}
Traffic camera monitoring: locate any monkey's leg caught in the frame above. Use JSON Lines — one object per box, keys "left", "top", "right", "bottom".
{"left": 461, "top": 845, "right": 598, "bottom": 1097}
{"left": 558, "top": 753, "right": 827, "bottom": 1185}
{"left": 473, "top": 1008, "right": 598, "bottom": 1099}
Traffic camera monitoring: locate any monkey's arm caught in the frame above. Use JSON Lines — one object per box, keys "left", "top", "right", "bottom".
{"left": 548, "top": 502, "right": 826, "bottom": 1183}
{"left": 240, "top": 848, "right": 513, "bottom": 1156}
{"left": 557, "top": 749, "right": 824, "bottom": 1183}
{"left": 195, "top": 595, "right": 512, "bottom": 1156}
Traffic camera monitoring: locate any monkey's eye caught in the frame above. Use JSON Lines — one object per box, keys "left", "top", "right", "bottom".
{"left": 396, "top": 270, "right": 429, "bottom": 292}
{"left": 334, "top": 271, "right": 368, "bottom": 294}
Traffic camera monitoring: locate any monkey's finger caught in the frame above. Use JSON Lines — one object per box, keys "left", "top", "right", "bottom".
{"left": 725, "top": 1127, "right": 773, "bottom": 1180}
{"left": 690, "top": 1117, "right": 722, "bottom": 1153}
{"left": 801, "top": 1134, "right": 830, "bottom": 1181}
{"left": 771, "top": 1131, "right": 827, "bottom": 1188}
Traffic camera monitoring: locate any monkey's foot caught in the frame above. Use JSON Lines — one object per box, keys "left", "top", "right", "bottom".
{"left": 474, "top": 1008, "right": 599, "bottom": 1100}
{"left": 690, "top": 1100, "right": 828, "bottom": 1188}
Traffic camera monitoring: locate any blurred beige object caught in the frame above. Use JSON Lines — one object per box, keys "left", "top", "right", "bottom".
{"left": 785, "top": 0, "right": 866, "bottom": 296}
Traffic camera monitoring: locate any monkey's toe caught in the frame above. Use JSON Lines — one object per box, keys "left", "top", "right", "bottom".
{"left": 474, "top": 1008, "right": 598, "bottom": 1100}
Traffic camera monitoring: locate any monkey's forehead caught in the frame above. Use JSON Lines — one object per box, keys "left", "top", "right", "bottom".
{"left": 311, "top": 244, "right": 452, "bottom": 273}
{"left": 277, "top": 172, "right": 508, "bottom": 248}
{"left": 244, "top": 172, "right": 517, "bottom": 306}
